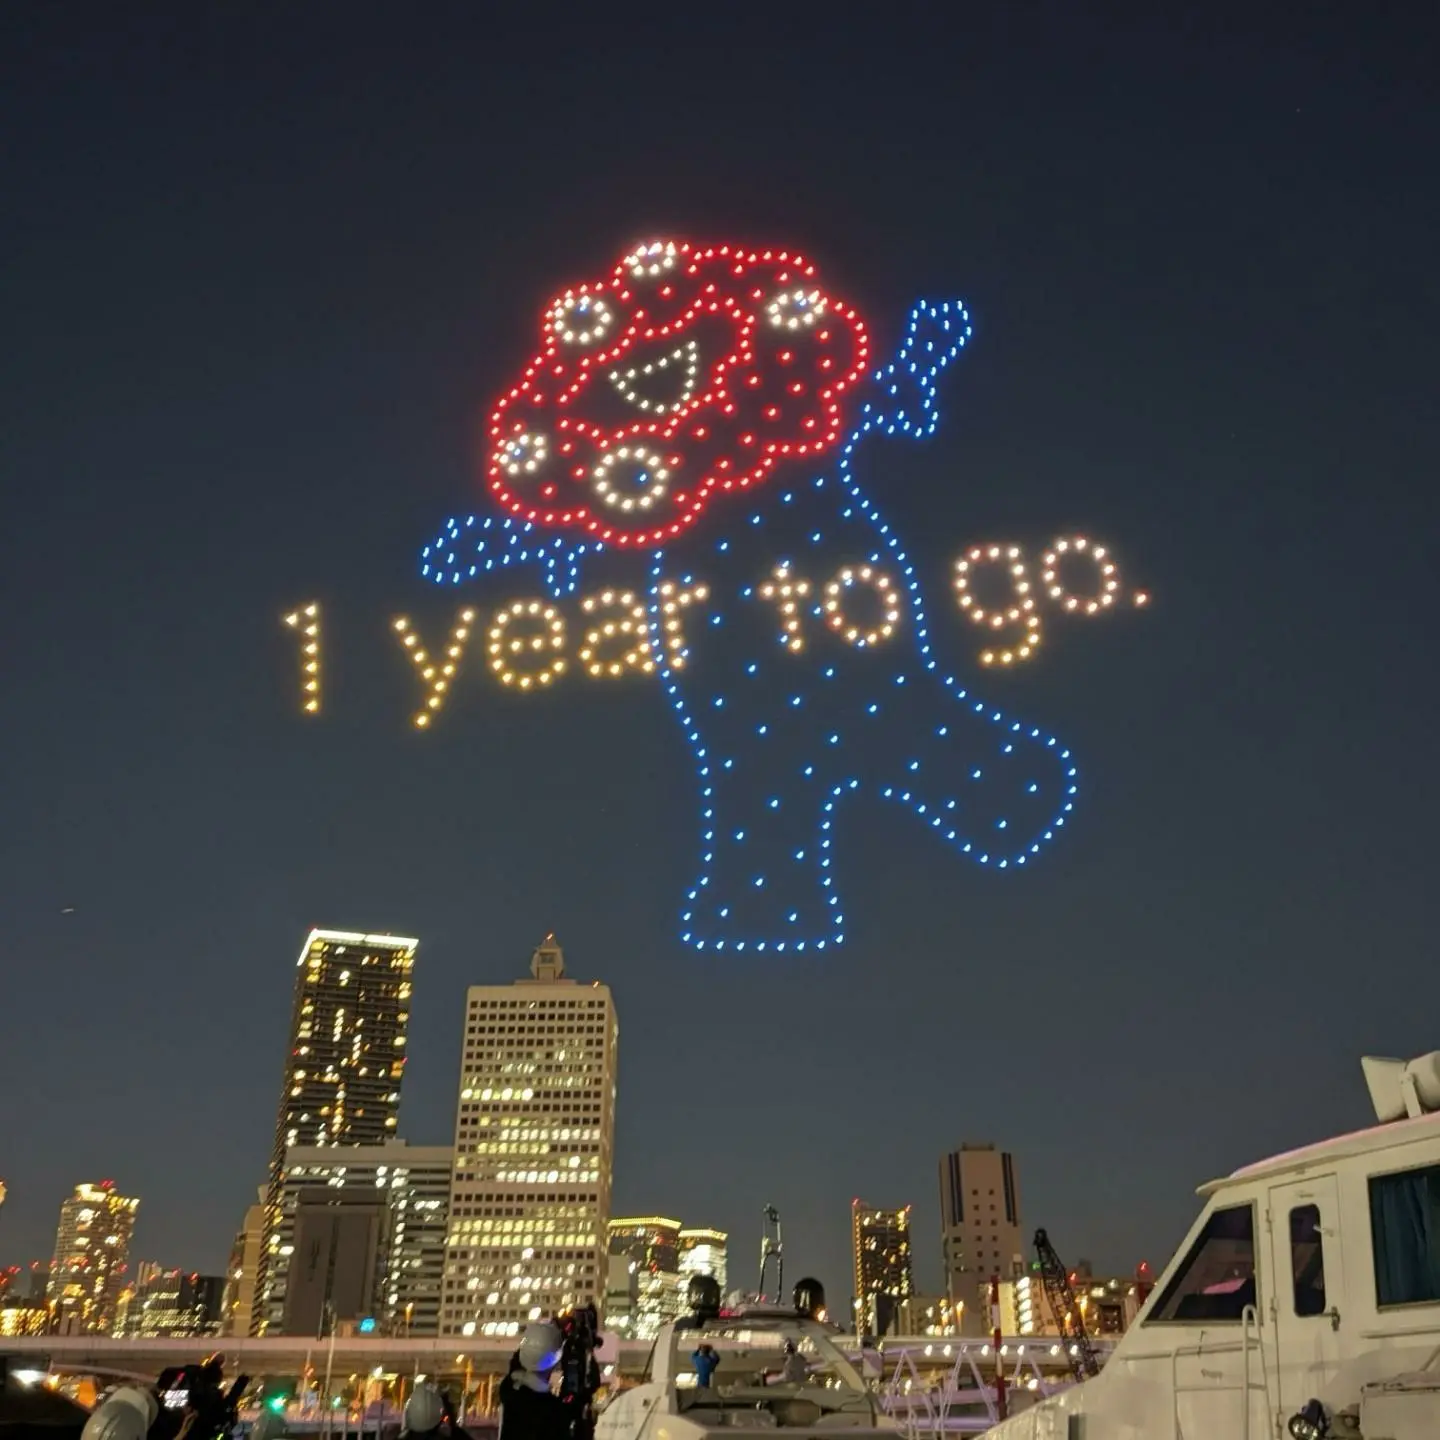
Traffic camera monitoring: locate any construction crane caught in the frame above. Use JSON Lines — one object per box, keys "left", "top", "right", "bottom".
{"left": 1033, "top": 1228, "right": 1101, "bottom": 1382}
{"left": 758, "top": 1204, "right": 784, "bottom": 1302}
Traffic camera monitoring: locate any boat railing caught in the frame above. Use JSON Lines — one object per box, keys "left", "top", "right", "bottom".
{"left": 1167, "top": 1303, "right": 1270, "bottom": 1440}
{"left": 880, "top": 1341, "right": 1081, "bottom": 1436}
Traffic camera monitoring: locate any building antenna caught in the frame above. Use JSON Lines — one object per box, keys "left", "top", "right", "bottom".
{"left": 758, "top": 1204, "right": 784, "bottom": 1302}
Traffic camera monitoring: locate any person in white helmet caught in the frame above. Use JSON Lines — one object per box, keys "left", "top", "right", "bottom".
{"left": 497, "top": 1320, "right": 569, "bottom": 1440}
{"left": 81, "top": 1397, "right": 150, "bottom": 1440}
{"left": 402, "top": 1382, "right": 470, "bottom": 1439}
{"left": 106, "top": 1387, "right": 160, "bottom": 1431}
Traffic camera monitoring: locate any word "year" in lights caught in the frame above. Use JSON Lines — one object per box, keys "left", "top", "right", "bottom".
{"left": 280, "top": 536, "right": 1147, "bottom": 726}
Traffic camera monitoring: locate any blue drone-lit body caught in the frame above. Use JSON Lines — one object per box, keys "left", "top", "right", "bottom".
{"left": 420, "top": 302, "right": 1077, "bottom": 952}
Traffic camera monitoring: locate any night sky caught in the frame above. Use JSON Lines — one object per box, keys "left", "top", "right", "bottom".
{"left": 4, "top": 5, "right": 1439, "bottom": 1304}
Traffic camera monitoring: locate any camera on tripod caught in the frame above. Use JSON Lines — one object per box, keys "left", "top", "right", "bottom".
{"left": 555, "top": 1303, "right": 599, "bottom": 1398}
{"left": 151, "top": 1356, "right": 248, "bottom": 1440}
{"left": 554, "top": 1304, "right": 601, "bottom": 1440}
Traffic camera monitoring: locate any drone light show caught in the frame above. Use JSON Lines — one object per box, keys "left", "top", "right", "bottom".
{"left": 280, "top": 239, "right": 1151, "bottom": 953}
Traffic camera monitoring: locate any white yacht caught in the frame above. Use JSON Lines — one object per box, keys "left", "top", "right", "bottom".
{"left": 596, "top": 1282, "right": 897, "bottom": 1440}
{"left": 983, "top": 1052, "right": 1440, "bottom": 1439}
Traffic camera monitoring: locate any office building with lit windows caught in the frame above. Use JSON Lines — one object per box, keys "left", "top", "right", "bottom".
{"left": 47, "top": 1181, "right": 140, "bottom": 1334}
{"left": 939, "top": 1143, "right": 1022, "bottom": 1335}
{"left": 440, "top": 935, "right": 618, "bottom": 1338}
{"left": 262, "top": 1142, "right": 452, "bottom": 1335}
{"left": 851, "top": 1200, "right": 914, "bottom": 1336}
{"left": 253, "top": 928, "right": 419, "bottom": 1333}
{"left": 117, "top": 1264, "right": 224, "bottom": 1338}
{"left": 678, "top": 1227, "right": 728, "bottom": 1295}
{"left": 608, "top": 1217, "right": 682, "bottom": 1340}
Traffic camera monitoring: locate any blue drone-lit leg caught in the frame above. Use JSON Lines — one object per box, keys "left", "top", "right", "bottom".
{"left": 649, "top": 550, "right": 851, "bottom": 953}
{"left": 653, "top": 302, "right": 1079, "bottom": 955}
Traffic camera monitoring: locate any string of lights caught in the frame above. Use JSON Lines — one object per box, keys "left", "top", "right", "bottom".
{"left": 281, "top": 603, "right": 321, "bottom": 714}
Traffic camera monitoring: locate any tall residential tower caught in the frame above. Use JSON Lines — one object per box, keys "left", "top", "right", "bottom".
{"left": 850, "top": 1200, "right": 914, "bottom": 1336}
{"left": 48, "top": 1181, "right": 139, "bottom": 1334}
{"left": 440, "top": 935, "right": 617, "bottom": 1338}
{"left": 938, "top": 1143, "right": 1022, "bottom": 1335}
{"left": 253, "top": 928, "right": 418, "bottom": 1333}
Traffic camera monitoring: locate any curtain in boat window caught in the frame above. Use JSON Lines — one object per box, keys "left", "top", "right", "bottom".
{"left": 1369, "top": 1162, "right": 1440, "bottom": 1307}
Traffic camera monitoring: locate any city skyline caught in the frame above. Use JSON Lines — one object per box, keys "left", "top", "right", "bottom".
{"left": 0, "top": 922, "right": 1130, "bottom": 1328}
{"left": 5, "top": 5, "right": 1437, "bottom": 1305}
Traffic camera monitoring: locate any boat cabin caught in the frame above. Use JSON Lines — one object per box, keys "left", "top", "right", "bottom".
{"left": 987, "top": 1052, "right": 1440, "bottom": 1439}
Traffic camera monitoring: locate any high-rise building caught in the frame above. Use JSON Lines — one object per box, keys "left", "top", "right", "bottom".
{"left": 608, "top": 1218, "right": 682, "bottom": 1339}
{"left": 938, "top": 1144, "right": 1022, "bottom": 1335}
{"left": 678, "top": 1227, "right": 728, "bottom": 1295}
{"left": 851, "top": 1200, "right": 914, "bottom": 1336}
{"left": 47, "top": 1181, "right": 140, "bottom": 1334}
{"left": 118, "top": 1265, "right": 225, "bottom": 1337}
{"left": 896, "top": 1293, "right": 958, "bottom": 1336}
{"left": 27, "top": 1262, "right": 49, "bottom": 1304}
{"left": 263, "top": 1142, "right": 452, "bottom": 1335}
{"left": 441, "top": 935, "right": 618, "bottom": 1338}
{"left": 254, "top": 928, "right": 419, "bottom": 1334}
{"left": 221, "top": 1190, "right": 266, "bottom": 1337}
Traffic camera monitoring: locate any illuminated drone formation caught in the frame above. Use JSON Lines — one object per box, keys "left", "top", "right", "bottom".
{"left": 418, "top": 240, "right": 1089, "bottom": 953}
{"left": 487, "top": 241, "right": 870, "bottom": 548}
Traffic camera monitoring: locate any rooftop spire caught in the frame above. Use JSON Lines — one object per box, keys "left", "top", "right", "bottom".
{"left": 530, "top": 933, "right": 565, "bottom": 981}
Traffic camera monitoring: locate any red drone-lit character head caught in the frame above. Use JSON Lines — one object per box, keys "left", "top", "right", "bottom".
{"left": 486, "top": 241, "right": 872, "bottom": 548}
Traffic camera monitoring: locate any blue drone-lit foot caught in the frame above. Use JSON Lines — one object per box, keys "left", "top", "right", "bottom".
{"left": 658, "top": 299, "right": 1078, "bottom": 953}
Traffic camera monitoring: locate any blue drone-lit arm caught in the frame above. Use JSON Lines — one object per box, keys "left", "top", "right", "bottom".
{"left": 418, "top": 514, "right": 602, "bottom": 600}
{"left": 852, "top": 299, "right": 973, "bottom": 444}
